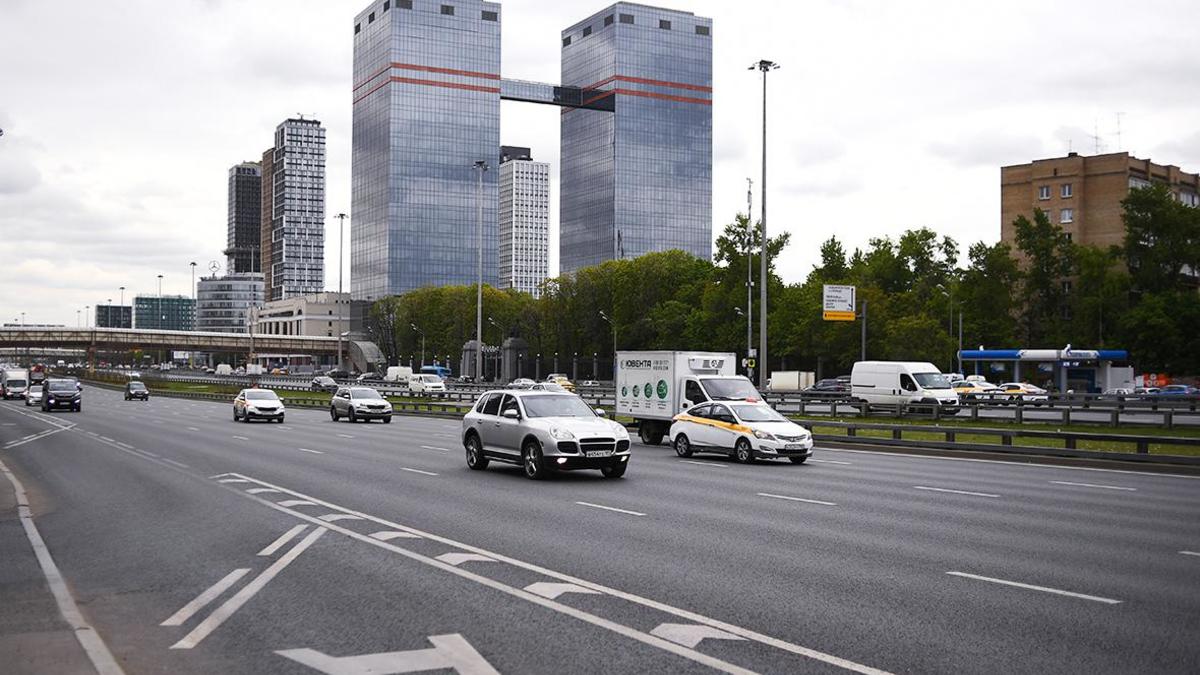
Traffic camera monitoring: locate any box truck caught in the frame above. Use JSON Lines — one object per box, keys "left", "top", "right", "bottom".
{"left": 385, "top": 366, "right": 413, "bottom": 384}
{"left": 766, "top": 371, "right": 815, "bottom": 393}
{"left": 616, "top": 351, "right": 762, "bottom": 445}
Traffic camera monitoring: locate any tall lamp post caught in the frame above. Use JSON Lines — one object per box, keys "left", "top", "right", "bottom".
{"left": 745, "top": 177, "right": 754, "bottom": 381}
{"left": 410, "top": 322, "right": 425, "bottom": 368}
{"left": 157, "top": 274, "right": 164, "bottom": 365}
{"left": 473, "top": 160, "right": 488, "bottom": 381}
{"left": 599, "top": 310, "right": 616, "bottom": 381}
{"left": 119, "top": 286, "right": 126, "bottom": 328}
{"left": 750, "top": 59, "right": 778, "bottom": 390}
{"left": 189, "top": 261, "right": 196, "bottom": 367}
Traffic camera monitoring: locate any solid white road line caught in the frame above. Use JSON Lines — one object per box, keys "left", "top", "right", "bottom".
{"left": 162, "top": 458, "right": 189, "bottom": 469}
{"left": 946, "top": 571, "right": 1121, "bottom": 604}
{"left": 757, "top": 492, "right": 837, "bottom": 506}
{"left": 680, "top": 460, "right": 728, "bottom": 469}
{"left": 808, "top": 458, "right": 852, "bottom": 465}
{"left": 246, "top": 487, "right": 282, "bottom": 494}
{"left": 419, "top": 445, "right": 451, "bottom": 452}
{"left": 171, "top": 528, "right": 326, "bottom": 649}
{"left": 913, "top": 486, "right": 1000, "bottom": 498}
{"left": 575, "top": 501, "right": 646, "bottom": 517}
{"left": 160, "top": 568, "right": 252, "bottom": 626}
{"left": 1050, "top": 480, "right": 1137, "bottom": 491}
{"left": 822, "top": 446, "right": 1200, "bottom": 480}
{"left": 277, "top": 499, "right": 318, "bottom": 507}
{"left": 256, "top": 525, "right": 309, "bottom": 557}
{"left": 0, "top": 457, "right": 126, "bottom": 675}
{"left": 1180, "top": 551, "right": 1200, "bottom": 557}
{"left": 400, "top": 467, "right": 439, "bottom": 476}
{"left": 435, "top": 552, "right": 495, "bottom": 566}
{"left": 297, "top": 447, "right": 325, "bottom": 454}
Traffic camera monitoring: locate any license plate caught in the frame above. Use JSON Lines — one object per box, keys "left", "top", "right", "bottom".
{"left": 585, "top": 450, "right": 613, "bottom": 458}
{"left": 784, "top": 444, "right": 805, "bottom": 450}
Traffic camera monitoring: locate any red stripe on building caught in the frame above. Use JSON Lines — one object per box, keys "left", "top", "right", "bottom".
{"left": 578, "top": 74, "right": 711, "bottom": 94}
{"left": 353, "top": 76, "right": 500, "bottom": 105}
{"left": 353, "top": 62, "right": 501, "bottom": 92}
{"left": 613, "top": 88, "right": 710, "bottom": 105}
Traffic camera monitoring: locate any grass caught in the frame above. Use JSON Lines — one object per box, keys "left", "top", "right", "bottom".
{"left": 85, "top": 376, "right": 469, "bottom": 409}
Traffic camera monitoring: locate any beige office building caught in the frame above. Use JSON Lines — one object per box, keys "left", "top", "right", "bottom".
{"left": 253, "top": 292, "right": 350, "bottom": 337}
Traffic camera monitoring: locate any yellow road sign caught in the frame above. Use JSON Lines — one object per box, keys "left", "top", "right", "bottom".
{"left": 822, "top": 310, "right": 856, "bottom": 321}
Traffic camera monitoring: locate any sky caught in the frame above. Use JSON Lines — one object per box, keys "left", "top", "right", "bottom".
{"left": 1, "top": 0, "right": 1198, "bottom": 327}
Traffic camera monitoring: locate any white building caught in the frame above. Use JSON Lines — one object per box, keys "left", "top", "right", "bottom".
{"left": 195, "top": 272, "right": 264, "bottom": 334}
{"left": 498, "top": 146, "right": 549, "bottom": 297}
{"left": 253, "top": 291, "right": 350, "bottom": 338}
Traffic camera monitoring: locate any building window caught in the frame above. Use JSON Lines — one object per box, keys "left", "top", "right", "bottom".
{"left": 562, "top": 36, "right": 571, "bottom": 46}
{"left": 1061, "top": 183, "right": 1073, "bottom": 198}
{"left": 1060, "top": 208, "right": 1073, "bottom": 224}
{"left": 1064, "top": 232, "right": 1073, "bottom": 242}
{"left": 1038, "top": 185, "right": 1050, "bottom": 200}
{"left": 441, "top": 4, "right": 454, "bottom": 15}
{"left": 619, "top": 13, "right": 634, "bottom": 24}
{"left": 383, "top": 0, "right": 389, "bottom": 10}
{"left": 368, "top": 11, "right": 375, "bottom": 22}
{"left": 583, "top": 25, "right": 592, "bottom": 36}
{"left": 659, "top": 19, "right": 671, "bottom": 29}
{"left": 604, "top": 14, "right": 614, "bottom": 26}
{"left": 482, "top": 9, "right": 497, "bottom": 21}
{"left": 354, "top": 23, "right": 360, "bottom": 33}
{"left": 696, "top": 25, "right": 710, "bottom": 35}
{"left": 398, "top": 0, "right": 412, "bottom": 7}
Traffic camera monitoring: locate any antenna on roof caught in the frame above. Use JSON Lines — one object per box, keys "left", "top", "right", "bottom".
{"left": 1088, "top": 119, "right": 1104, "bottom": 155}
{"left": 1114, "top": 112, "right": 1125, "bottom": 151}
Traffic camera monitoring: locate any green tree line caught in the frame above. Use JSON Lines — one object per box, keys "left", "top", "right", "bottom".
{"left": 368, "top": 184, "right": 1199, "bottom": 377}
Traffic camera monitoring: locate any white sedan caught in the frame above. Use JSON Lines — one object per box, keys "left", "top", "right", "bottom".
{"left": 670, "top": 402, "right": 813, "bottom": 464}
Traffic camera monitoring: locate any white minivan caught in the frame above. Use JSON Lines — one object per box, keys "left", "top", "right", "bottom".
{"left": 850, "top": 361, "right": 959, "bottom": 411}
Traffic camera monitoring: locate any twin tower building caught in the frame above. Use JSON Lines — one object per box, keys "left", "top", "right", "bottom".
{"left": 350, "top": 0, "right": 713, "bottom": 300}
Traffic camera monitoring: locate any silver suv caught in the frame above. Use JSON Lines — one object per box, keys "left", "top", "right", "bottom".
{"left": 462, "top": 390, "right": 631, "bottom": 479}
{"left": 330, "top": 386, "right": 393, "bottom": 423}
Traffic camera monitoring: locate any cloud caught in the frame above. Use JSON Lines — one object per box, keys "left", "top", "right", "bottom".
{"left": 928, "top": 130, "right": 1046, "bottom": 168}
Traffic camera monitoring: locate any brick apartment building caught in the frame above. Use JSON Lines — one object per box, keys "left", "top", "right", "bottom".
{"left": 1001, "top": 152, "right": 1200, "bottom": 250}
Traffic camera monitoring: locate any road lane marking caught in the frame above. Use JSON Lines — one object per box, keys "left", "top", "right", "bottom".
{"left": 946, "top": 571, "right": 1121, "bottom": 604}
{"left": 0, "top": 456, "right": 127, "bottom": 675}
{"left": 232, "top": 435, "right": 249, "bottom": 441}
{"left": 436, "top": 552, "right": 495, "bottom": 566}
{"left": 297, "top": 447, "right": 325, "bottom": 454}
{"left": 277, "top": 634, "right": 499, "bottom": 675}
{"left": 370, "top": 531, "right": 421, "bottom": 541}
{"left": 318, "top": 513, "right": 363, "bottom": 522}
{"left": 246, "top": 488, "right": 282, "bottom": 495}
{"left": 680, "top": 460, "right": 728, "bottom": 469}
{"left": 257, "top": 525, "right": 309, "bottom": 557}
{"left": 114, "top": 441, "right": 134, "bottom": 449}
{"left": 420, "top": 445, "right": 451, "bottom": 452}
{"left": 98, "top": 436, "right": 115, "bottom": 442}
{"left": 1050, "top": 480, "right": 1137, "bottom": 491}
{"left": 162, "top": 458, "right": 189, "bottom": 469}
{"left": 218, "top": 478, "right": 252, "bottom": 484}
{"left": 337, "top": 433, "right": 355, "bottom": 439}
{"left": 524, "top": 582, "right": 601, "bottom": 600}
{"left": 575, "top": 501, "right": 646, "bottom": 517}
{"left": 822, "top": 447, "right": 1200, "bottom": 480}
{"left": 160, "top": 568, "right": 251, "bottom": 626}
{"left": 913, "top": 486, "right": 1000, "bottom": 498}
{"left": 186, "top": 427, "right": 199, "bottom": 431}
{"left": 809, "top": 458, "right": 852, "bottom": 465}
{"left": 216, "top": 473, "right": 892, "bottom": 675}
{"left": 400, "top": 467, "right": 438, "bottom": 476}
{"left": 277, "top": 499, "right": 318, "bottom": 507}
{"left": 651, "top": 623, "right": 746, "bottom": 649}
{"left": 757, "top": 492, "right": 837, "bottom": 506}
{"left": 171, "top": 528, "right": 326, "bottom": 649}
{"left": 1180, "top": 551, "right": 1200, "bottom": 557}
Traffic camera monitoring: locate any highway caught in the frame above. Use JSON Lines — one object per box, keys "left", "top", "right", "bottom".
{"left": 2, "top": 387, "right": 1199, "bottom": 674}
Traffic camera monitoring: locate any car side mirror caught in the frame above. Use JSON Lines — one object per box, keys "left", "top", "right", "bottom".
{"left": 681, "top": 399, "right": 693, "bottom": 410}
{"left": 502, "top": 408, "right": 519, "bottom": 419}
{"left": 594, "top": 408, "right": 607, "bottom": 418}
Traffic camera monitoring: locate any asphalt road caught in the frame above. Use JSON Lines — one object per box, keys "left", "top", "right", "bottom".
{"left": 1, "top": 387, "right": 1198, "bottom": 674}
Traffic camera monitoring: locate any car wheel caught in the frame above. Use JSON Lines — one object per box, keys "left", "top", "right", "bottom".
{"left": 465, "top": 434, "right": 489, "bottom": 470}
{"left": 601, "top": 463, "right": 626, "bottom": 479}
{"left": 74, "top": 403, "right": 81, "bottom": 412}
{"left": 348, "top": 408, "right": 357, "bottom": 423}
{"left": 382, "top": 415, "right": 391, "bottom": 424}
{"left": 789, "top": 456, "right": 808, "bottom": 464}
{"left": 734, "top": 438, "right": 754, "bottom": 464}
{"left": 278, "top": 415, "right": 284, "bottom": 424}
{"left": 233, "top": 408, "right": 239, "bottom": 422}
{"left": 522, "top": 440, "right": 546, "bottom": 480}
{"left": 330, "top": 406, "right": 339, "bottom": 422}
{"left": 674, "top": 434, "right": 693, "bottom": 457}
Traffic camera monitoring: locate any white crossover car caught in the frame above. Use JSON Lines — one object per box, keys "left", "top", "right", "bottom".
{"left": 670, "top": 401, "right": 813, "bottom": 464}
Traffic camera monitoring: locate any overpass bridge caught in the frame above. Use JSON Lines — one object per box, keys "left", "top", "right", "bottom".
{"left": 0, "top": 327, "right": 340, "bottom": 355}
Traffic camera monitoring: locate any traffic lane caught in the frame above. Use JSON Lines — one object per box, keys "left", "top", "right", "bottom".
{"left": 1, "top": 412, "right": 779, "bottom": 675}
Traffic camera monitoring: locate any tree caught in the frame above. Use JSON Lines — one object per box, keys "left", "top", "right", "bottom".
{"left": 957, "top": 241, "right": 1020, "bottom": 349}
{"left": 1013, "top": 208, "right": 1074, "bottom": 345}
{"left": 1121, "top": 183, "right": 1200, "bottom": 294}
{"left": 1071, "top": 245, "right": 1127, "bottom": 347}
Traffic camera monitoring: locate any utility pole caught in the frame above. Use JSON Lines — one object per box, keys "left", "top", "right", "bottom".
{"left": 750, "top": 59, "right": 778, "bottom": 391}
{"left": 957, "top": 312, "right": 963, "bottom": 374}
{"left": 860, "top": 300, "right": 867, "bottom": 362}
{"left": 473, "top": 161, "right": 488, "bottom": 381}
{"left": 745, "top": 177, "right": 754, "bottom": 382}
{"left": 335, "top": 213, "right": 348, "bottom": 372}
{"left": 157, "top": 274, "right": 164, "bottom": 365}
{"left": 411, "top": 322, "right": 425, "bottom": 369}
{"left": 190, "top": 261, "right": 196, "bottom": 368}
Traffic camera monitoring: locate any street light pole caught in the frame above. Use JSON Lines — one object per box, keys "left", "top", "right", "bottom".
{"left": 599, "top": 311, "right": 616, "bottom": 381}
{"left": 157, "top": 274, "right": 164, "bottom": 365}
{"left": 335, "top": 213, "right": 348, "bottom": 372}
{"left": 750, "top": 59, "right": 778, "bottom": 390}
{"left": 410, "top": 323, "right": 425, "bottom": 369}
{"left": 745, "top": 177, "right": 754, "bottom": 381}
{"left": 473, "top": 160, "right": 488, "bottom": 381}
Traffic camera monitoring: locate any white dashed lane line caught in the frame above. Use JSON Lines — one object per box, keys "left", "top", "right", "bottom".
{"left": 757, "top": 492, "right": 837, "bottom": 507}
{"left": 913, "top": 486, "right": 1000, "bottom": 498}
{"left": 1050, "top": 480, "right": 1137, "bottom": 492}
{"left": 575, "top": 501, "right": 646, "bottom": 517}
{"left": 946, "top": 571, "right": 1121, "bottom": 604}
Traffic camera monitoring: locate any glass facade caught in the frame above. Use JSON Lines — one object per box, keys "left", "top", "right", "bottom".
{"left": 226, "top": 162, "right": 262, "bottom": 274}
{"left": 560, "top": 3, "right": 712, "bottom": 274}
{"left": 95, "top": 304, "right": 132, "bottom": 329}
{"left": 265, "top": 119, "right": 326, "bottom": 301}
{"left": 351, "top": 0, "right": 501, "bottom": 300}
{"left": 499, "top": 153, "right": 550, "bottom": 297}
{"left": 133, "top": 296, "right": 195, "bottom": 331}
{"left": 195, "top": 273, "right": 265, "bottom": 333}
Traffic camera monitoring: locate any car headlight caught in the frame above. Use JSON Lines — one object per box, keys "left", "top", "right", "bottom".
{"left": 753, "top": 429, "right": 776, "bottom": 440}
{"left": 48, "top": 398, "right": 55, "bottom": 404}
{"left": 549, "top": 426, "right": 575, "bottom": 441}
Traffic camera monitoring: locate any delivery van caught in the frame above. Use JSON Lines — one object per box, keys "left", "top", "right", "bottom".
{"left": 850, "top": 361, "right": 959, "bottom": 411}
{"left": 2, "top": 369, "right": 29, "bottom": 399}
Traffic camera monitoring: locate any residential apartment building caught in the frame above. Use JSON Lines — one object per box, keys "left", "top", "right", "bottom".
{"left": 253, "top": 292, "right": 350, "bottom": 338}
{"left": 1001, "top": 151, "right": 1200, "bottom": 250}
{"left": 498, "top": 146, "right": 549, "bottom": 297}
{"left": 195, "top": 272, "right": 264, "bottom": 333}
{"left": 225, "top": 161, "right": 262, "bottom": 274}
{"left": 133, "top": 295, "right": 195, "bottom": 331}
{"left": 94, "top": 304, "right": 132, "bottom": 329}
{"left": 261, "top": 118, "right": 327, "bottom": 302}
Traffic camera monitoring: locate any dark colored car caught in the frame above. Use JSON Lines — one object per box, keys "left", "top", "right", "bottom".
{"left": 807, "top": 378, "right": 851, "bottom": 393}
{"left": 1157, "top": 384, "right": 1198, "bottom": 398}
{"left": 311, "top": 375, "right": 338, "bottom": 393}
{"left": 325, "top": 369, "right": 351, "bottom": 379}
{"left": 42, "top": 378, "right": 82, "bottom": 412}
{"left": 125, "top": 381, "right": 150, "bottom": 401}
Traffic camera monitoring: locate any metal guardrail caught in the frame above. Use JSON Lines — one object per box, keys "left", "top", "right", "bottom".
{"left": 773, "top": 399, "right": 1199, "bottom": 429}
{"left": 799, "top": 420, "right": 1200, "bottom": 465}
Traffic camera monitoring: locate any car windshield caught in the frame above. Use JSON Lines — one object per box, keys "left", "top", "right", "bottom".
{"left": 522, "top": 395, "right": 596, "bottom": 418}
{"left": 731, "top": 404, "right": 787, "bottom": 423}
{"left": 245, "top": 390, "right": 279, "bottom": 401}
{"left": 701, "top": 378, "right": 760, "bottom": 400}
{"left": 7, "top": 379, "right": 26, "bottom": 387}
{"left": 48, "top": 381, "right": 76, "bottom": 392}
{"left": 351, "top": 388, "right": 382, "bottom": 399}
{"left": 129, "top": 383, "right": 146, "bottom": 390}
{"left": 317, "top": 377, "right": 334, "bottom": 383}
{"left": 913, "top": 372, "right": 951, "bottom": 389}
{"left": 422, "top": 375, "right": 441, "bottom": 382}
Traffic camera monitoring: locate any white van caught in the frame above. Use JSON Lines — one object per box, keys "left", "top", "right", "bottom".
{"left": 850, "top": 361, "right": 959, "bottom": 410}
{"left": 408, "top": 374, "right": 446, "bottom": 394}
{"left": 2, "top": 369, "right": 29, "bottom": 399}
{"left": 386, "top": 366, "right": 413, "bottom": 383}
{"left": 214, "top": 364, "right": 233, "bottom": 376}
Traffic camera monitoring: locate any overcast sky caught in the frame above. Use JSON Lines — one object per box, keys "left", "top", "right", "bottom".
{"left": 2, "top": 0, "right": 1198, "bottom": 327}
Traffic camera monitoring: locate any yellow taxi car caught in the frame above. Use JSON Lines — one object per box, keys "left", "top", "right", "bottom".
{"left": 951, "top": 380, "right": 1000, "bottom": 400}
{"left": 544, "top": 374, "right": 576, "bottom": 392}
{"left": 669, "top": 401, "right": 813, "bottom": 464}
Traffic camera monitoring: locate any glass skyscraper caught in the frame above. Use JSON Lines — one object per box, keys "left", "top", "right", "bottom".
{"left": 225, "top": 161, "right": 262, "bottom": 275}
{"left": 351, "top": 0, "right": 501, "bottom": 300}
{"left": 559, "top": 3, "right": 712, "bottom": 274}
